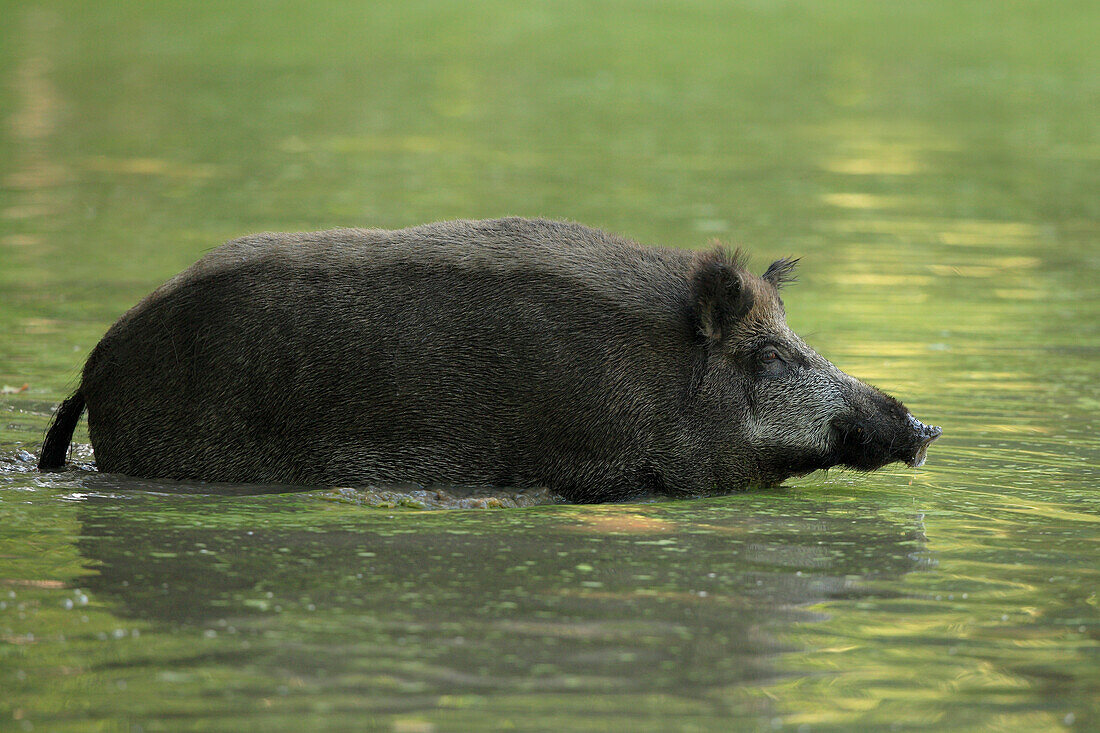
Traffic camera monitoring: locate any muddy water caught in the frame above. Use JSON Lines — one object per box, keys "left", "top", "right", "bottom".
{"left": 2, "top": 1, "right": 1098, "bottom": 730}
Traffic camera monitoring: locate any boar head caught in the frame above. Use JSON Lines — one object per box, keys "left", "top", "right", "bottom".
{"left": 688, "top": 248, "right": 941, "bottom": 489}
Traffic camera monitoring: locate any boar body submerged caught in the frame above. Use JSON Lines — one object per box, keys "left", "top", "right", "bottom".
{"left": 39, "top": 218, "right": 940, "bottom": 501}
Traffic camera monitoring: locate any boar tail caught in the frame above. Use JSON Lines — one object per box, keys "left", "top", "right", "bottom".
{"left": 38, "top": 389, "right": 86, "bottom": 471}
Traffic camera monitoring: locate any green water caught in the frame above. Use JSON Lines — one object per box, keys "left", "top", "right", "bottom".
{"left": 2, "top": 1, "right": 1098, "bottom": 730}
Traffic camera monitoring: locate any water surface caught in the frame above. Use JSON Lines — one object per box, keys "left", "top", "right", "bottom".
{"left": 2, "top": 1, "right": 1098, "bottom": 730}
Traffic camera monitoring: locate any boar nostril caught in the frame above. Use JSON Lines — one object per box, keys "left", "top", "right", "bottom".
{"left": 907, "top": 414, "right": 941, "bottom": 442}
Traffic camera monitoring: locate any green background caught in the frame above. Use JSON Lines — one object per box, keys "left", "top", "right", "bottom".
{"left": 1, "top": 1, "right": 1097, "bottom": 730}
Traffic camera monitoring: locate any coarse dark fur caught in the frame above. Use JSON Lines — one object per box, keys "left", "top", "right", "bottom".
{"left": 39, "top": 218, "right": 940, "bottom": 502}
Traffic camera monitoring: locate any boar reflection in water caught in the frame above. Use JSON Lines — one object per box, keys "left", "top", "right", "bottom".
{"left": 38, "top": 218, "right": 940, "bottom": 502}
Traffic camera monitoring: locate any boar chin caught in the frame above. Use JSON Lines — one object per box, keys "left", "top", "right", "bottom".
{"left": 749, "top": 448, "right": 840, "bottom": 489}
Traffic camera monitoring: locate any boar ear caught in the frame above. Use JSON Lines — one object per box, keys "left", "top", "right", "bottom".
{"left": 762, "top": 257, "right": 799, "bottom": 288}
{"left": 690, "top": 248, "right": 753, "bottom": 343}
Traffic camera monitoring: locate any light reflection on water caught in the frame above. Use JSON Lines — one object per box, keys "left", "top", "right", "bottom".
{"left": 2, "top": 0, "right": 1098, "bottom": 730}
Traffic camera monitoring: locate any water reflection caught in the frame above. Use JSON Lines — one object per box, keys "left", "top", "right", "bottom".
{"left": 70, "top": 494, "right": 929, "bottom": 713}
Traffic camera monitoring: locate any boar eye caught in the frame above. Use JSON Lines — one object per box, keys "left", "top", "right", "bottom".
{"left": 761, "top": 348, "right": 781, "bottom": 363}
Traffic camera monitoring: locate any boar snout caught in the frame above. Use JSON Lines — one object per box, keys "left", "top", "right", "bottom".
{"left": 829, "top": 388, "right": 942, "bottom": 472}
{"left": 905, "top": 415, "right": 942, "bottom": 468}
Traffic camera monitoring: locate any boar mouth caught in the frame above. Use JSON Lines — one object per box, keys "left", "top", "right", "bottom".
{"left": 906, "top": 443, "right": 931, "bottom": 469}
{"left": 904, "top": 417, "right": 942, "bottom": 468}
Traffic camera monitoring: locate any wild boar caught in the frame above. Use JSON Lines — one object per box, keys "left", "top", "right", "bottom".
{"left": 38, "top": 218, "right": 940, "bottom": 502}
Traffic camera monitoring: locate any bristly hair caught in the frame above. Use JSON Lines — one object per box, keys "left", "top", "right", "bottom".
{"left": 690, "top": 245, "right": 754, "bottom": 343}
{"left": 706, "top": 241, "right": 750, "bottom": 272}
{"left": 762, "top": 257, "right": 799, "bottom": 288}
